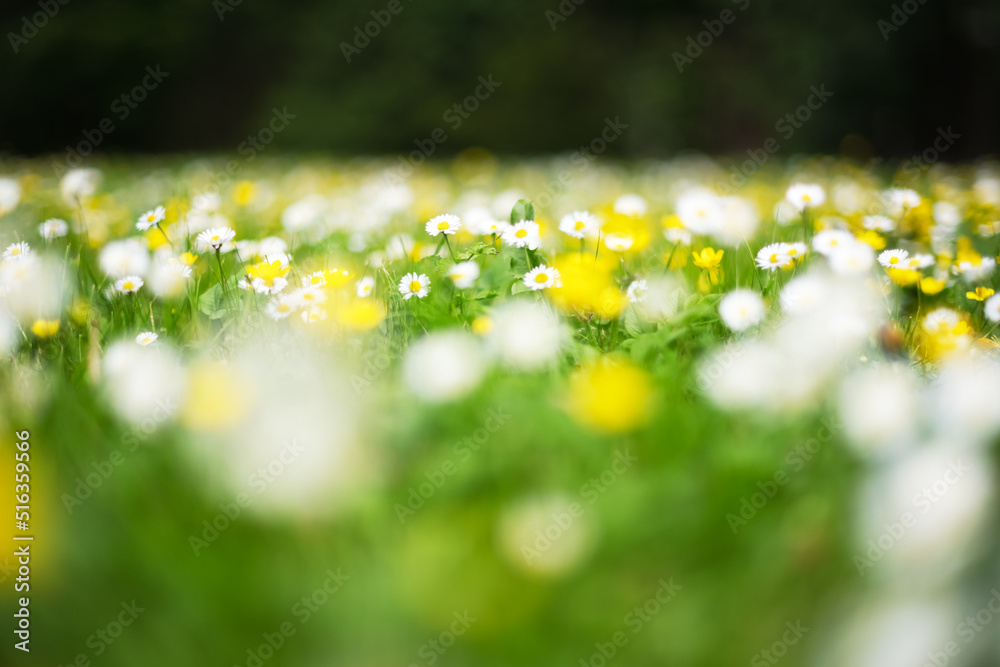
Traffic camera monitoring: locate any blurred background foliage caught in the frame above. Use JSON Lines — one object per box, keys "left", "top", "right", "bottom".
{"left": 1, "top": 0, "right": 998, "bottom": 159}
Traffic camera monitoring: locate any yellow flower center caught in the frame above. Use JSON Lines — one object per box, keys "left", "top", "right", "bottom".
{"left": 574, "top": 220, "right": 585, "bottom": 231}
{"left": 515, "top": 229, "right": 527, "bottom": 238}
{"left": 310, "top": 275, "right": 323, "bottom": 285}
{"left": 147, "top": 214, "right": 156, "bottom": 222}
{"left": 278, "top": 303, "right": 290, "bottom": 312}
{"left": 769, "top": 253, "right": 779, "bottom": 263}
{"left": 409, "top": 280, "right": 422, "bottom": 292}
{"left": 534, "top": 273, "right": 549, "bottom": 284}
{"left": 123, "top": 281, "right": 134, "bottom": 290}
{"left": 437, "top": 221, "right": 450, "bottom": 230}
{"left": 889, "top": 256, "right": 899, "bottom": 265}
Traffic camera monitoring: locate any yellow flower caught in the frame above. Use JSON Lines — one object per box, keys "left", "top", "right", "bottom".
{"left": 692, "top": 247, "right": 724, "bottom": 271}
{"left": 180, "top": 362, "right": 252, "bottom": 432}
{"left": 919, "top": 277, "right": 946, "bottom": 295}
{"left": 567, "top": 358, "right": 653, "bottom": 433}
{"left": 331, "top": 297, "right": 384, "bottom": 331}
{"left": 602, "top": 214, "right": 651, "bottom": 252}
{"left": 246, "top": 259, "right": 290, "bottom": 285}
{"left": 956, "top": 237, "right": 982, "bottom": 267}
{"left": 233, "top": 180, "right": 258, "bottom": 207}
{"left": 549, "top": 254, "right": 627, "bottom": 319}
{"left": 179, "top": 252, "right": 198, "bottom": 266}
{"left": 855, "top": 230, "right": 886, "bottom": 250}
{"left": 31, "top": 319, "right": 60, "bottom": 338}
{"left": 966, "top": 286, "right": 995, "bottom": 301}
{"left": 887, "top": 268, "right": 921, "bottom": 287}
{"left": 324, "top": 267, "right": 353, "bottom": 288}
{"left": 471, "top": 316, "right": 493, "bottom": 335}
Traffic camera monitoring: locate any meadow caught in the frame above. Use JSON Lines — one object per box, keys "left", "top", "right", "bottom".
{"left": 1, "top": 153, "right": 999, "bottom": 666}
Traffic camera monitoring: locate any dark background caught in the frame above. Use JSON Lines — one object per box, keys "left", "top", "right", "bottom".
{"left": 1, "top": 0, "right": 998, "bottom": 160}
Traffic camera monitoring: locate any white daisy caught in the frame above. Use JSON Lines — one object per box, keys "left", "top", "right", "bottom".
{"left": 192, "top": 192, "right": 221, "bottom": 213}
{"left": 785, "top": 183, "right": 826, "bottom": 211}
{"left": 148, "top": 260, "right": 192, "bottom": 298}
{"left": 399, "top": 272, "right": 430, "bottom": 300}
{"left": 474, "top": 218, "right": 509, "bottom": 236}
{"left": 0, "top": 178, "right": 21, "bottom": 215}
{"left": 755, "top": 243, "right": 793, "bottom": 270}
{"left": 425, "top": 214, "right": 461, "bottom": 237}
{"left": 38, "top": 218, "right": 69, "bottom": 240}
{"left": 828, "top": 241, "right": 875, "bottom": 275}
{"left": 785, "top": 242, "right": 808, "bottom": 262}
{"left": 985, "top": 294, "right": 1000, "bottom": 323}
{"left": 2, "top": 242, "right": 31, "bottom": 262}
{"left": 811, "top": 229, "right": 854, "bottom": 256}
{"left": 523, "top": 265, "right": 561, "bottom": 291}
{"left": 447, "top": 261, "right": 480, "bottom": 289}
{"left": 676, "top": 190, "right": 723, "bottom": 235}
{"left": 862, "top": 215, "right": 895, "bottom": 232}
{"left": 300, "top": 305, "right": 328, "bottom": 324}
{"left": 558, "top": 211, "right": 599, "bottom": 239}
{"left": 718, "top": 289, "right": 765, "bottom": 331}
{"left": 923, "top": 308, "right": 960, "bottom": 333}
{"left": 356, "top": 276, "right": 375, "bottom": 298}
{"left": 265, "top": 296, "right": 296, "bottom": 320}
{"left": 135, "top": 332, "right": 158, "bottom": 346}
{"left": 114, "top": 276, "right": 144, "bottom": 294}
{"left": 502, "top": 221, "right": 541, "bottom": 250}
{"left": 99, "top": 239, "right": 150, "bottom": 278}
{"left": 136, "top": 206, "right": 166, "bottom": 231}
{"left": 626, "top": 279, "right": 648, "bottom": 303}
{"left": 60, "top": 168, "right": 100, "bottom": 204}
{"left": 196, "top": 226, "right": 236, "bottom": 252}
{"left": 289, "top": 285, "right": 327, "bottom": 308}
{"left": 664, "top": 227, "right": 692, "bottom": 245}
{"left": 877, "top": 249, "right": 909, "bottom": 268}
{"left": 954, "top": 257, "right": 996, "bottom": 282}
{"left": 302, "top": 271, "right": 327, "bottom": 287}
{"left": 613, "top": 194, "right": 648, "bottom": 217}
{"left": 603, "top": 234, "right": 633, "bottom": 253}
{"left": 887, "top": 188, "right": 921, "bottom": 210}
{"left": 906, "top": 253, "right": 934, "bottom": 270}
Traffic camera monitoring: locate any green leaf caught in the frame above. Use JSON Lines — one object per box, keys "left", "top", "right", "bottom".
{"left": 198, "top": 284, "right": 229, "bottom": 320}
{"left": 510, "top": 199, "right": 535, "bottom": 225}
